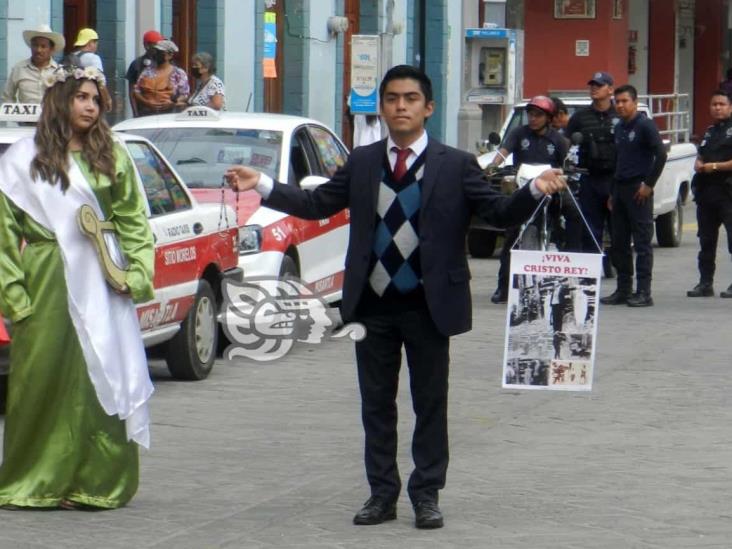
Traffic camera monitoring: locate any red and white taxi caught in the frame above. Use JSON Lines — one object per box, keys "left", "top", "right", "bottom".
{"left": 0, "top": 104, "right": 241, "bottom": 385}
{"left": 113, "top": 107, "right": 350, "bottom": 303}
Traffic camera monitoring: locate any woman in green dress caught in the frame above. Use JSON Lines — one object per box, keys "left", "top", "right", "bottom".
{"left": 0, "top": 65, "right": 155, "bottom": 509}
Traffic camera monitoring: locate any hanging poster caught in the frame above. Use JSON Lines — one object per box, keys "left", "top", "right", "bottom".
{"left": 263, "top": 12, "right": 277, "bottom": 79}
{"left": 350, "top": 35, "right": 380, "bottom": 115}
{"left": 502, "top": 250, "right": 602, "bottom": 391}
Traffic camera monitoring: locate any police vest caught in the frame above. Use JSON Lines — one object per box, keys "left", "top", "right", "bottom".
{"left": 572, "top": 107, "right": 619, "bottom": 174}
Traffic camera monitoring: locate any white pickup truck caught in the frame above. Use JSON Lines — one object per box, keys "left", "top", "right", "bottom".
{"left": 470, "top": 96, "right": 697, "bottom": 257}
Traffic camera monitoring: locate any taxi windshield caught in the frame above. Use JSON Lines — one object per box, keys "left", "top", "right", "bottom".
{"left": 127, "top": 127, "right": 283, "bottom": 188}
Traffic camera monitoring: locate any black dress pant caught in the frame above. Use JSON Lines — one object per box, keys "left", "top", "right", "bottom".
{"left": 497, "top": 225, "right": 521, "bottom": 289}
{"left": 696, "top": 184, "right": 732, "bottom": 283}
{"left": 567, "top": 174, "right": 613, "bottom": 253}
{"left": 610, "top": 181, "right": 654, "bottom": 293}
{"left": 354, "top": 302, "right": 449, "bottom": 504}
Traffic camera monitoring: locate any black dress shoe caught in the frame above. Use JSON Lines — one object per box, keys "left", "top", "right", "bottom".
{"left": 353, "top": 496, "right": 396, "bottom": 525}
{"left": 721, "top": 284, "right": 732, "bottom": 298}
{"left": 687, "top": 282, "right": 714, "bottom": 297}
{"left": 413, "top": 500, "right": 444, "bottom": 529}
{"left": 627, "top": 291, "right": 654, "bottom": 307}
{"left": 491, "top": 287, "right": 508, "bottom": 304}
{"left": 599, "top": 289, "right": 630, "bottom": 305}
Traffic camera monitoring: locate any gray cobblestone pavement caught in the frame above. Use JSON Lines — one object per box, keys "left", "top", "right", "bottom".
{"left": 1, "top": 213, "right": 731, "bottom": 548}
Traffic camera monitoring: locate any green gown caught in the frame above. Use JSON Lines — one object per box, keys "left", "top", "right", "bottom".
{"left": 0, "top": 147, "right": 154, "bottom": 509}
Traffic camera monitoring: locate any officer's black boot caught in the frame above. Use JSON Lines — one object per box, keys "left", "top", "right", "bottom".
{"left": 599, "top": 288, "right": 631, "bottom": 305}
{"left": 491, "top": 285, "right": 508, "bottom": 304}
{"left": 720, "top": 283, "right": 732, "bottom": 298}
{"left": 627, "top": 290, "right": 654, "bottom": 307}
{"left": 687, "top": 282, "right": 714, "bottom": 297}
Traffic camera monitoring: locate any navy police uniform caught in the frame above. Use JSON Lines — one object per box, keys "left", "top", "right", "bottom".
{"left": 566, "top": 105, "right": 620, "bottom": 252}
{"left": 609, "top": 112, "right": 667, "bottom": 299}
{"left": 494, "top": 126, "right": 568, "bottom": 297}
{"left": 693, "top": 118, "right": 732, "bottom": 291}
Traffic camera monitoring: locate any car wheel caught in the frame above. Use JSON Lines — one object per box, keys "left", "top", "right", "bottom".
{"left": 279, "top": 254, "right": 299, "bottom": 278}
{"left": 165, "top": 280, "right": 218, "bottom": 380}
{"left": 467, "top": 228, "right": 498, "bottom": 258}
{"left": 655, "top": 195, "right": 683, "bottom": 248}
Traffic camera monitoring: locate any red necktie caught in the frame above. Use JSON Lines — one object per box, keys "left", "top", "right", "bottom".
{"left": 392, "top": 147, "right": 411, "bottom": 182}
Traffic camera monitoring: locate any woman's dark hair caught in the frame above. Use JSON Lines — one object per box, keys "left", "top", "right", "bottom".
{"left": 550, "top": 96, "right": 568, "bottom": 114}
{"left": 379, "top": 64, "right": 433, "bottom": 104}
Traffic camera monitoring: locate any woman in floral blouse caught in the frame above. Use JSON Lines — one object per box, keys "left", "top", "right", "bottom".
{"left": 187, "top": 52, "right": 225, "bottom": 111}
{"left": 133, "top": 39, "right": 189, "bottom": 116}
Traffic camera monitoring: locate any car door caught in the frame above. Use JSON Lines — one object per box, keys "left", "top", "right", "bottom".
{"left": 290, "top": 125, "right": 350, "bottom": 295}
{"left": 124, "top": 139, "right": 202, "bottom": 331}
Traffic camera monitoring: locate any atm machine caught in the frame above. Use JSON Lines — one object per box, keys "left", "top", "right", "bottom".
{"left": 464, "top": 27, "right": 524, "bottom": 142}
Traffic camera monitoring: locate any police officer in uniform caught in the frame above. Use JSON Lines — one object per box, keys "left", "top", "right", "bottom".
{"left": 488, "top": 96, "right": 568, "bottom": 303}
{"left": 600, "top": 84, "right": 667, "bottom": 307}
{"left": 687, "top": 91, "right": 732, "bottom": 298}
{"left": 566, "top": 72, "right": 619, "bottom": 255}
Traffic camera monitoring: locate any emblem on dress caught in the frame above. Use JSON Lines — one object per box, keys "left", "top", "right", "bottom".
{"left": 628, "top": 130, "right": 636, "bottom": 142}
{"left": 547, "top": 143, "right": 556, "bottom": 156}
{"left": 726, "top": 127, "right": 732, "bottom": 138}
{"left": 521, "top": 138, "right": 530, "bottom": 150}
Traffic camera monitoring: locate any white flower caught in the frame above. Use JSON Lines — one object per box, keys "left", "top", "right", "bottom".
{"left": 82, "top": 66, "right": 100, "bottom": 80}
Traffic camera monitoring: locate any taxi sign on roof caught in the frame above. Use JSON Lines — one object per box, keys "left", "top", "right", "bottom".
{"left": 0, "top": 103, "right": 41, "bottom": 123}
{"left": 176, "top": 106, "right": 221, "bottom": 121}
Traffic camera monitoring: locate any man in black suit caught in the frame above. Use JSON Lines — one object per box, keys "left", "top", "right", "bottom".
{"left": 225, "top": 65, "right": 565, "bottom": 529}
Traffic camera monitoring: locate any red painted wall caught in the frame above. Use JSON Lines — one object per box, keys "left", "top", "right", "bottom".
{"left": 694, "top": 0, "right": 724, "bottom": 137}
{"left": 524, "top": 0, "right": 629, "bottom": 97}
{"left": 648, "top": 0, "right": 675, "bottom": 95}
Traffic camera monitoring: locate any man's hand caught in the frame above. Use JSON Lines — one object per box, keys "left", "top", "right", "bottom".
{"left": 224, "top": 165, "right": 262, "bottom": 192}
{"left": 534, "top": 168, "right": 567, "bottom": 195}
{"left": 694, "top": 158, "right": 705, "bottom": 173}
{"left": 634, "top": 182, "right": 653, "bottom": 204}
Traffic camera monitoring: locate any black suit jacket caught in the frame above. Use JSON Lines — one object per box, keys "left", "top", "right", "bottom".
{"left": 264, "top": 138, "right": 539, "bottom": 336}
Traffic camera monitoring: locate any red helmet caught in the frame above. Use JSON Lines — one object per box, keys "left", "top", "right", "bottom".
{"left": 526, "top": 95, "right": 556, "bottom": 118}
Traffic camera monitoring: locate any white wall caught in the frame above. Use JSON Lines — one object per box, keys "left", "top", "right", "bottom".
{"left": 444, "top": 4, "right": 462, "bottom": 147}
{"left": 306, "top": 0, "right": 337, "bottom": 127}
{"left": 628, "top": 0, "right": 649, "bottom": 95}
{"left": 223, "top": 0, "right": 255, "bottom": 112}
{"left": 676, "top": 0, "right": 695, "bottom": 130}
{"left": 390, "top": 0, "right": 407, "bottom": 66}
{"left": 7, "top": 0, "right": 54, "bottom": 68}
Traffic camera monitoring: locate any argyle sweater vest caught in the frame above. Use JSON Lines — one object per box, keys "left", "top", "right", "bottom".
{"left": 367, "top": 151, "right": 427, "bottom": 297}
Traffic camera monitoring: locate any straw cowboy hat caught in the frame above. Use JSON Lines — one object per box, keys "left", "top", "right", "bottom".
{"left": 22, "top": 24, "right": 66, "bottom": 54}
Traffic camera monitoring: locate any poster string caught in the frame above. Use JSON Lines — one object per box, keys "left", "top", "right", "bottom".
{"left": 510, "top": 180, "right": 604, "bottom": 255}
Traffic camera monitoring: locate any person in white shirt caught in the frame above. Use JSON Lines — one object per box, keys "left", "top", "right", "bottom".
{"left": 2, "top": 24, "right": 64, "bottom": 104}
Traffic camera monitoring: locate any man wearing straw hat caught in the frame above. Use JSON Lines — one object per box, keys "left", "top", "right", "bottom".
{"left": 2, "top": 24, "right": 65, "bottom": 104}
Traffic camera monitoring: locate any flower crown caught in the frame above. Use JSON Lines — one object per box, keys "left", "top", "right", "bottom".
{"left": 43, "top": 65, "right": 107, "bottom": 89}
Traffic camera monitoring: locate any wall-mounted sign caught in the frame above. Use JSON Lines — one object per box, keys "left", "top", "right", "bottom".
{"left": 350, "top": 35, "right": 380, "bottom": 115}
{"left": 575, "top": 39, "right": 590, "bottom": 57}
{"left": 554, "top": 0, "right": 596, "bottom": 19}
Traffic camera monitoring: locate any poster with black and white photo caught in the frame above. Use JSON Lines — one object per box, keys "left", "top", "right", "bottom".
{"left": 502, "top": 250, "right": 602, "bottom": 391}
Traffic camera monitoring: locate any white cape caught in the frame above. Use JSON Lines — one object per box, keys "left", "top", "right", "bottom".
{"left": 0, "top": 137, "right": 152, "bottom": 447}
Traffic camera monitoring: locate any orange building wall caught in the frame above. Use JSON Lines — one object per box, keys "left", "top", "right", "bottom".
{"left": 524, "top": 0, "right": 629, "bottom": 97}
